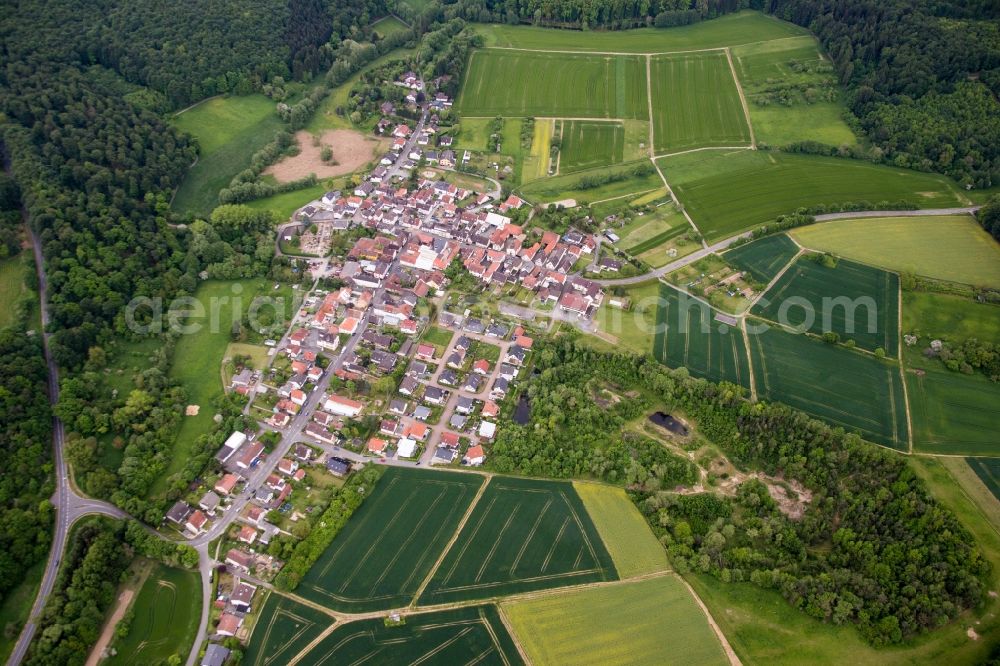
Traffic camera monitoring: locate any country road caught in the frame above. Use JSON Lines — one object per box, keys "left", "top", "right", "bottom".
{"left": 7, "top": 229, "right": 130, "bottom": 666}
{"left": 596, "top": 206, "right": 982, "bottom": 287}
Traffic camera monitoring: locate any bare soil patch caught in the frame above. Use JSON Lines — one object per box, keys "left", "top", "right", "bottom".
{"left": 265, "top": 129, "right": 387, "bottom": 182}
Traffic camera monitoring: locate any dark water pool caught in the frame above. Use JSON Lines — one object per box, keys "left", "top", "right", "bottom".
{"left": 649, "top": 411, "right": 689, "bottom": 436}
{"left": 513, "top": 395, "right": 532, "bottom": 425}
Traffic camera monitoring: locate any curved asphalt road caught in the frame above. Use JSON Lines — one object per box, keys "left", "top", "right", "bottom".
{"left": 596, "top": 206, "right": 981, "bottom": 287}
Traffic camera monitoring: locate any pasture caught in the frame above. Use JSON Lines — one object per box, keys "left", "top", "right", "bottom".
{"left": 559, "top": 120, "right": 625, "bottom": 173}
{"left": 0, "top": 253, "right": 28, "bottom": 330}
{"left": 622, "top": 206, "right": 690, "bottom": 256}
{"left": 967, "top": 458, "right": 1000, "bottom": 502}
{"left": 518, "top": 160, "right": 663, "bottom": 205}
{"left": 906, "top": 363, "right": 1000, "bottom": 456}
{"left": 658, "top": 150, "right": 967, "bottom": 240}
{"left": 650, "top": 52, "right": 750, "bottom": 153}
{"left": 722, "top": 234, "right": 800, "bottom": 284}
{"left": 243, "top": 182, "right": 330, "bottom": 221}
{"left": 106, "top": 564, "right": 201, "bottom": 665}
{"left": 573, "top": 482, "right": 670, "bottom": 578}
{"left": 245, "top": 593, "right": 333, "bottom": 666}
{"left": 748, "top": 322, "right": 909, "bottom": 449}
{"left": 297, "top": 467, "right": 484, "bottom": 612}
{"left": 791, "top": 215, "right": 1000, "bottom": 288}
{"left": 171, "top": 94, "right": 284, "bottom": 217}
{"left": 297, "top": 606, "right": 523, "bottom": 666}
{"left": 652, "top": 285, "right": 752, "bottom": 388}
{"left": 150, "top": 279, "right": 297, "bottom": 498}
{"left": 371, "top": 16, "right": 409, "bottom": 38}
{"left": 503, "top": 575, "right": 727, "bottom": 666}
{"left": 420, "top": 477, "right": 617, "bottom": 605}
{"left": 751, "top": 257, "right": 900, "bottom": 356}
{"left": 732, "top": 37, "right": 857, "bottom": 147}
{"left": 474, "top": 11, "right": 809, "bottom": 52}
{"left": 901, "top": 292, "right": 1000, "bottom": 342}
{"left": 593, "top": 280, "right": 662, "bottom": 355}
{"left": 457, "top": 50, "right": 647, "bottom": 119}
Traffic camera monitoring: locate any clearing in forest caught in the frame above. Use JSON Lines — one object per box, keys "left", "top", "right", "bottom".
{"left": 263, "top": 130, "right": 386, "bottom": 182}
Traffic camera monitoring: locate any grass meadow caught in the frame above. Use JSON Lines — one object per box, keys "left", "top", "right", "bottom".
{"left": 297, "top": 467, "right": 484, "bottom": 612}
{"left": 559, "top": 120, "right": 625, "bottom": 173}
{"left": 474, "top": 11, "right": 808, "bottom": 52}
{"left": 148, "top": 278, "right": 296, "bottom": 499}
{"left": 457, "top": 50, "right": 647, "bottom": 119}
{"left": 722, "top": 233, "right": 800, "bottom": 284}
{"left": 298, "top": 606, "right": 522, "bottom": 665}
{"left": 106, "top": 564, "right": 201, "bottom": 665}
{"left": 518, "top": 160, "right": 663, "bottom": 204}
{"left": 748, "top": 322, "right": 909, "bottom": 449}
{"left": 420, "top": 477, "right": 617, "bottom": 605}
{"left": 245, "top": 593, "right": 333, "bottom": 666}
{"left": 503, "top": 575, "right": 727, "bottom": 666}
{"left": 751, "top": 257, "right": 900, "bottom": 356}
{"left": 171, "top": 95, "right": 283, "bottom": 217}
{"left": 650, "top": 52, "right": 750, "bottom": 153}
{"left": 732, "top": 37, "right": 857, "bottom": 147}
{"left": 573, "top": 482, "right": 670, "bottom": 578}
{"left": 652, "top": 285, "right": 752, "bottom": 388}
{"left": 791, "top": 215, "right": 1000, "bottom": 288}
{"left": 593, "top": 280, "right": 662, "bottom": 355}
{"left": 659, "top": 150, "right": 967, "bottom": 240}
{"left": 306, "top": 48, "right": 414, "bottom": 133}
{"left": 0, "top": 252, "right": 28, "bottom": 330}
{"left": 901, "top": 292, "right": 1000, "bottom": 342}
{"left": 905, "top": 359, "right": 1000, "bottom": 456}
{"left": 371, "top": 16, "right": 409, "bottom": 38}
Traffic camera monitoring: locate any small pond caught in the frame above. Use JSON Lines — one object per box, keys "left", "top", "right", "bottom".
{"left": 649, "top": 411, "right": 689, "bottom": 436}
{"left": 512, "top": 395, "right": 532, "bottom": 425}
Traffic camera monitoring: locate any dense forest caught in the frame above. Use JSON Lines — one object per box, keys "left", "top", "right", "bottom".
{"left": 491, "top": 339, "right": 988, "bottom": 645}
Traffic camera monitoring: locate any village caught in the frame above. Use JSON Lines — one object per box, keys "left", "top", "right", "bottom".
{"left": 159, "top": 69, "right": 608, "bottom": 652}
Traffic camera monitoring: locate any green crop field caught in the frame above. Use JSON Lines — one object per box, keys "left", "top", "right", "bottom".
{"left": 967, "top": 458, "right": 1000, "bottom": 502}
{"left": 650, "top": 52, "right": 750, "bottom": 153}
{"left": 751, "top": 257, "right": 900, "bottom": 356}
{"left": 658, "top": 150, "right": 967, "bottom": 240}
{"left": 149, "top": 278, "right": 296, "bottom": 498}
{"left": 748, "top": 322, "right": 909, "bottom": 449}
{"left": 0, "top": 253, "right": 28, "bottom": 330}
{"left": 906, "top": 363, "right": 1000, "bottom": 456}
{"left": 297, "top": 606, "right": 523, "bottom": 666}
{"left": 503, "top": 575, "right": 727, "bottom": 666}
{"left": 791, "top": 216, "right": 1000, "bottom": 288}
{"left": 732, "top": 37, "right": 857, "bottom": 147}
{"left": 106, "top": 564, "right": 201, "bottom": 665}
{"left": 297, "top": 467, "right": 484, "bottom": 612}
{"left": 901, "top": 292, "right": 1000, "bottom": 342}
{"left": 420, "top": 477, "right": 617, "bottom": 605}
{"left": 457, "top": 50, "right": 647, "bottom": 119}
{"left": 559, "top": 120, "right": 625, "bottom": 173}
{"left": 171, "top": 94, "right": 284, "bottom": 217}
{"left": 474, "top": 11, "right": 808, "bottom": 52}
{"left": 573, "top": 482, "right": 670, "bottom": 578}
{"left": 652, "top": 285, "right": 751, "bottom": 388}
{"left": 722, "top": 234, "right": 800, "bottom": 284}
{"left": 245, "top": 593, "right": 334, "bottom": 666}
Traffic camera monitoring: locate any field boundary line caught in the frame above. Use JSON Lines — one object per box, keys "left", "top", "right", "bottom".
{"left": 649, "top": 158, "right": 707, "bottom": 246}
{"left": 740, "top": 318, "right": 756, "bottom": 401}
{"left": 645, "top": 55, "right": 655, "bottom": 157}
{"left": 725, "top": 47, "right": 756, "bottom": 148}
{"left": 746, "top": 247, "right": 804, "bottom": 310}
{"left": 652, "top": 145, "right": 752, "bottom": 160}
{"left": 588, "top": 187, "right": 661, "bottom": 206}
{"left": 675, "top": 575, "right": 743, "bottom": 666}
{"left": 897, "top": 279, "right": 914, "bottom": 453}
{"left": 496, "top": 605, "right": 532, "bottom": 666}
{"left": 410, "top": 475, "right": 493, "bottom": 606}
{"left": 285, "top": 621, "right": 343, "bottom": 666}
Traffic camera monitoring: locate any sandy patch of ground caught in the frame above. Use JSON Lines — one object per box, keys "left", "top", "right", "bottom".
{"left": 185, "top": 405, "right": 200, "bottom": 416}
{"left": 265, "top": 129, "right": 387, "bottom": 182}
